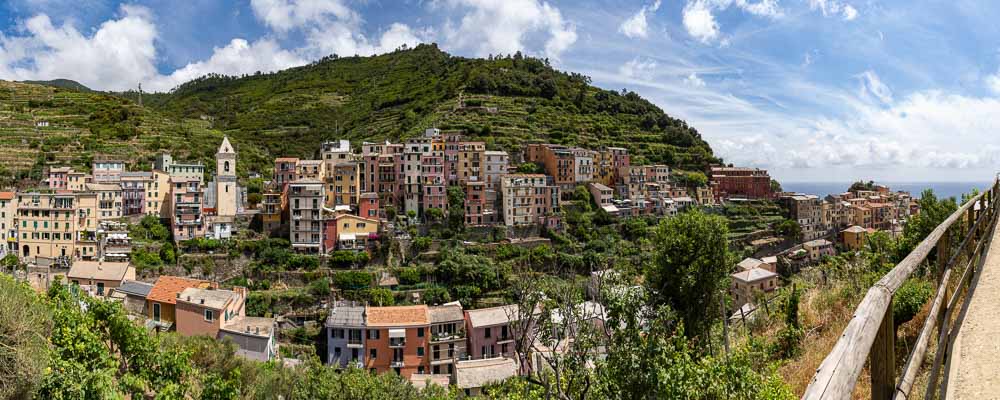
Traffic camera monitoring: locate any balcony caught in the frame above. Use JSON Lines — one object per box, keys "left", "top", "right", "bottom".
{"left": 390, "top": 360, "right": 405, "bottom": 368}
{"left": 389, "top": 338, "right": 406, "bottom": 348}
{"left": 347, "top": 338, "right": 363, "bottom": 348}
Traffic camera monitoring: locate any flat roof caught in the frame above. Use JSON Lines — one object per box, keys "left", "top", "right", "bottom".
{"left": 68, "top": 261, "right": 132, "bottom": 281}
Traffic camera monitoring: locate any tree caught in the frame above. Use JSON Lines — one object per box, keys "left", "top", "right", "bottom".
{"left": 0, "top": 274, "right": 52, "bottom": 398}
{"left": 517, "top": 163, "right": 543, "bottom": 174}
{"left": 645, "top": 210, "right": 730, "bottom": 342}
{"left": 770, "top": 179, "right": 783, "bottom": 193}
{"left": 424, "top": 207, "right": 444, "bottom": 223}
{"left": 1, "top": 253, "right": 20, "bottom": 272}
{"left": 775, "top": 219, "right": 802, "bottom": 242}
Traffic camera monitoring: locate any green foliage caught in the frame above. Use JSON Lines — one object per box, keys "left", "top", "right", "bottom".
{"left": 775, "top": 219, "right": 802, "bottom": 241}
{"left": 308, "top": 278, "right": 331, "bottom": 297}
{"left": 1, "top": 253, "right": 21, "bottom": 271}
{"left": 182, "top": 237, "right": 223, "bottom": 252}
{"left": 516, "top": 163, "right": 543, "bottom": 174}
{"left": 131, "top": 247, "right": 164, "bottom": 274}
{"left": 675, "top": 171, "right": 708, "bottom": 188}
{"left": 130, "top": 215, "right": 171, "bottom": 242}
{"left": 328, "top": 250, "right": 369, "bottom": 267}
{"left": 365, "top": 288, "right": 395, "bottom": 306}
{"left": 900, "top": 190, "right": 958, "bottom": 258}
{"left": 0, "top": 274, "right": 52, "bottom": 399}
{"left": 422, "top": 286, "right": 452, "bottom": 305}
{"left": 412, "top": 236, "right": 432, "bottom": 253}
{"left": 397, "top": 267, "right": 422, "bottom": 285}
{"left": 646, "top": 210, "right": 730, "bottom": 341}
{"left": 849, "top": 180, "right": 876, "bottom": 192}
{"left": 332, "top": 271, "right": 373, "bottom": 291}
{"left": 436, "top": 247, "right": 510, "bottom": 304}
{"left": 770, "top": 179, "right": 783, "bottom": 193}
{"left": 894, "top": 279, "right": 933, "bottom": 328}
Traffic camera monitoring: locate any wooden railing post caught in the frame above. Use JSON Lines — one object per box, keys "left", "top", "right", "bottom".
{"left": 937, "top": 229, "right": 950, "bottom": 283}
{"left": 871, "top": 300, "right": 895, "bottom": 400}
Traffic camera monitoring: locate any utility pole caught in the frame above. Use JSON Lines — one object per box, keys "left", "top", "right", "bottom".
{"left": 137, "top": 83, "right": 143, "bottom": 107}
{"left": 720, "top": 295, "right": 730, "bottom": 355}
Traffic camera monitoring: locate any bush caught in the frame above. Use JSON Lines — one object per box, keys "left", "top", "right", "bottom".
{"left": 397, "top": 268, "right": 421, "bottom": 285}
{"left": 894, "top": 279, "right": 933, "bottom": 328}
{"left": 309, "top": 278, "right": 331, "bottom": 297}
{"left": 333, "top": 271, "right": 372, "bottom": 291}
{"left": 412, "top": 236, "right": 432, "bottom": 253}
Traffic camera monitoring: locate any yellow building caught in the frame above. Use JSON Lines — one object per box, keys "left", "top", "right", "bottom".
{"left": 147, "top": 170, "right": 171, "bottom": 218}
{"left": 327, "top": 162, "right": 360, "bottom": 208}
{"left": 842, "top": 225, "right": 869, "bottom": 251}
{"left": 215, "top": 136, "right": 239, "bottom": 218}
{"left": 324, "top": 213, "right": 379, "bottom": 252}
{"left": 16, "top": 191, "right": 98, "bottom": 262}
{"left": 86, "top": 183, "right": 123, "bottom": 221}
{"left": 457, "top": 142, "right": 486, "bottom": 184}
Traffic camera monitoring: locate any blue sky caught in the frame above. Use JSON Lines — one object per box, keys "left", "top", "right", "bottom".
{"left": 2, "top": 0, "right": 1000, "bottom": 183}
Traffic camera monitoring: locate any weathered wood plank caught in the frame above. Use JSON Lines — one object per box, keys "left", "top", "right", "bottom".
{"left": 871, "top": 300, "right": 895, "bottom": 400}
{"left": 894, "top": 269, "right": 950, "bottom": 399}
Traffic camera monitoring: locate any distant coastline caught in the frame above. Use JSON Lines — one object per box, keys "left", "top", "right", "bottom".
{"left": 782, "top": 182, "right": 991, "bottom": 200}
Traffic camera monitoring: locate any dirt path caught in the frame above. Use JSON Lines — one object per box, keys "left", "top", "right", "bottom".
{"left": 948, "top": 224, "right": 1000, "bottom": 399}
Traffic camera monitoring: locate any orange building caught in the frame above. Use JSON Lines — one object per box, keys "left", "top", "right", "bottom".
{"left": 364, "top": 305, "right": 431, "bottom": 378}
{"left": 145, "top": 276, "right": 213, "bottom": 327}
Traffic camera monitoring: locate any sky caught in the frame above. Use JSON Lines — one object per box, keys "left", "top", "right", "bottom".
{"left": 2, "top": 0, "right": 1000, "bottom": 183}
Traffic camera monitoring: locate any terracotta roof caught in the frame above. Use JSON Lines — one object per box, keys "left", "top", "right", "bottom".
{"left": 275, "top": 157, "right": 300, "bottom": 163}
{"left": 0, "top": 192, "right": 13, "bottom": 200}
{"left": 147, "top": 276, "right": 211, "bottom": 304}
{"left": 365, "top": 305, "right": 429, "bottom": 327}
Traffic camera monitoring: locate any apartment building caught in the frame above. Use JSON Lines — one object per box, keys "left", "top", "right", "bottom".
{"left": 0, "top": 192, "right": 15, "bottom": 256}
{"left": 67, "top": 260, "right": 135, "bottom": 297}
{"left": 16, "top": 191, "right": 98, "bottom": 261}
{"left": 274, "top": 158, "right": 299, "bottom": 187}
{"left": 359, "top": 192, "right": 380, "bottom": 220}
{"left": 803, "top": 239, "right": 835, "bottom": 261}
{"left": 326, "top": 303, "right": 367, "bottom": 368}
{"left": 421, "top": 153, "right": 447, "bottom": 213}
{"left": 465, "top": 305, "right": 519, "bottom": 360}
{"left": 428, "top": 302, "right": 467, "bottom": 377}
{"left": 170, "top": 178, "right": 205, "bottom": 241}
{"left": 464, "top": 181, "right": 488, "bottom": 226}
{"left": 146, "top": 276, "right": 213, "bottom": 328}
{"left": 146, "top": 170, "right": 170, "bottom": 218}
{"left": 47, "top": 166, "right": 72, "bottom": 190}
{"left": 457, "top": 142, "right": 485, "bottom": 184}
{"left": 709, "top": 166, "right": 773, "bottom": 200}
{"left": 322, "top": 213, "right": 379, "bottom": 252}
{"left": 526, "top": 144, "right": 575, "bottom": 190}
{"left": 289, "top": 179, "right": 324, "bottom": 253}
{"left": 573, "top": 148, "right": 595, "bottom": 183}
{"left": 364, "top": 305, "right": 431, "bottom": 378}
{"left": 296, "top": 160, "right": 325, "bottom": 181}
{"left": 499, "top": 174, "right": 559, "bottom": 227}
{"left": 121, "top": 172, "right": 151, "bottom": 216}
{"left": 67, "top": 171, "right": 91, "bottom": 191}
{"left": 587, "top": 182, "right": 614, "bottom": 213}
{"left": 260, "top": 190, "right": 285, "bottom": 235}
{"left": 484, "top": 150, "right": 509, "bottom": 188}
{"left": 88, "top": 183, "right": 123, "bottom": 221}
{"left": 321, "top": 140, "right": 353, "bottom": 174}
{"left": 92, "top": 159, "right": 125, "bottom": 183}
{"left": 730, "top": 268, "right": 779, "bottom": 309}
{"left": 175, "top": 286, "right": 247, "bottom": 338}
{"left": 157, "top": 154, "right": 206, "bottom": 184}
{"left": 617, "top": 165, "right": 648, "bottom": 199}
{"left": 329, "top": 162, "right": 360, "bottom": 208}
{"left": 779, "top": 194, "right": 824, "bottom": 240}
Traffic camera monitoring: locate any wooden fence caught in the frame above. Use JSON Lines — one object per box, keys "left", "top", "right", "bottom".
{"left": 803, "top": 179, "right": 1000, "bottom": 400}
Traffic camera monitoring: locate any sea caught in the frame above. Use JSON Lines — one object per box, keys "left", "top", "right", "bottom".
{"left": 781, "top": 182, "right": 992, "bottom": 201}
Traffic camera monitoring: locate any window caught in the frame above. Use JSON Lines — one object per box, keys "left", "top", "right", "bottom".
{"left": 153, "top": 303, "right": 161, "bottom": 321}
{"left": 368, "top": 330, "right": 380, "bottom": 340}
{"left": 417, "top": 327, "right": 424, "bottom": 337}
{"left": 417, "top": 347, "right": 424, "bottom": 357}
{"left": 205, "top": 310, "right": 214, "bottom": 321}
{"left": 370, "top": 349, "right": 377, "bottom": 359}
{"left": 334, "top": 347, "right": 341, "bottom": 360}
{"left": 484, "top": 327, "right": 491, "bottom": 338}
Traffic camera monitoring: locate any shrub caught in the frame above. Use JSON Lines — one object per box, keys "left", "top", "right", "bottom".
{"left": 333, "top": 271, "right": 372, "bottom": 291}
{"left": 894, "top": 278, "right": 933, "bottom": 328}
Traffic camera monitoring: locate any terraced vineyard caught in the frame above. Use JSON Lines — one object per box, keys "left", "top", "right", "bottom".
{"left": 0, "top": 81, "right": 238, "bottom": 184}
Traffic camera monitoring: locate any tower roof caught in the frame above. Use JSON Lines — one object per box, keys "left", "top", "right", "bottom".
{"left": 218, "top": 136, "right": 234, "bottom": 154}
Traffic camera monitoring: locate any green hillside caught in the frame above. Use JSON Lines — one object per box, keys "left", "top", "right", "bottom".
{"left": 0, "top": 44, "right": 719, "bottom": 186}
{"left": 0, "top": 80, "right": 239, "bottom": 184}
{"left": 146, "top": 44, "right": 719, "bottom": 171}
{"left": 22, "top": 79, "right": 93, "bottom": 92}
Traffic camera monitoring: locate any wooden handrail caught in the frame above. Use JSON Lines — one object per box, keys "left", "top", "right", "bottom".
{"left": 803, "top": 180, "right": 999, "bottom": 400}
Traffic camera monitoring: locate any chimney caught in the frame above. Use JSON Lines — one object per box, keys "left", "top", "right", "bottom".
{"left": 255, "top": 327, "right": 260, "bottom": 334}
{"left": 199, "top": 299, "right": 204, "bottom": 304}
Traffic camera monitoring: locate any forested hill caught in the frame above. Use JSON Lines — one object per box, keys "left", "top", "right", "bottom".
{"left": 142, "top": 43, "right": 719, "bottom": 172}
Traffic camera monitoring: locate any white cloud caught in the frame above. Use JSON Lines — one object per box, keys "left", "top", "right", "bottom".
{"left": 683, "top": 1, "right": 720, "bottom": 43}
{"left": 0, "top": 6, "right": 159, "bottom": 91}
{"left": 809, "top": 0, "right": 859, "bottom": 21}
{"left": 149, "top": 38, "right": 306, "bottom": 91}
{"left": 859, "top": 70, "right": 893, "bottom": 104}
{"left": 684, "top": 72, "right": 706, "bottom": 87}
{"left": 250, "top": 0, "right": 429, "bottom": 58}
{"left": 439, "top": 0, "right": 577, "bottom": 60}
{"left": 681, "top": 0, "right": 782, "bottom": 44}
{"left": 249, "top": 0, "right": 357, "bottom": 32}
{"left": 987, "top": 73, "right": 1000, "bottom": 95}
{"left": 619, "top": 0, "right": 661, "bottom": 39}
{"left": 618, "top": 57, "right": 658, "bottom": 80}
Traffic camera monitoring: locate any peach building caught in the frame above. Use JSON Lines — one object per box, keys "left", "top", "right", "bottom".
{"left": 145, "top": 276, "right": 213, "bottom": 327}
{"left": 175, "top": 287, "right": 247, "bottom": 338}
{"left": 364, "top": 305, "right": 431, "bottom": 378}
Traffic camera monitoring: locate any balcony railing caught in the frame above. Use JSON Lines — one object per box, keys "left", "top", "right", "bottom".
{"left": 390, "top": 360, "right": 405, "bottom": 368}
{"left": 389, "top": 338, "right": 405, "bottom": 348}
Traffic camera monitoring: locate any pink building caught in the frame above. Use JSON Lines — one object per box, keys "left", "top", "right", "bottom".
{"left": 421, "top": 154, "right": 447, "bottom": 213}
{"left": 465, "top": 305, "right": 519, "bottom": 360}
{"left": 171, "top": 177, "right": 205, "bottom": 241}
{"left": 359, "top": 192, "right": 380, "bottom": 220}
{"left": 47, "top": 167, "right": 72, "bottom": 190}
{"left": 175, "top": 286, "right": 247, "bottom": 338}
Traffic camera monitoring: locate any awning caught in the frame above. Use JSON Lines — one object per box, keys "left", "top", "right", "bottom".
{"left": 389, "top": 328, "right": 406, "bottom": 338}
{"left": 339, "top": 234, "right": 357, "bottom": 241}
